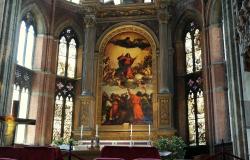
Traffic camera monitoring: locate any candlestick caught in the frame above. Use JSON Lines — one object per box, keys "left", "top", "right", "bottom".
{"left": 130, "top": 124, "right": 133, "bottom": 146}
{"left": 148, "top": 124, "right": 151, "bottom": 136}
{"left": 130, "top": 124, "right": 133, "bottom": 136}
{"left": 96, "top": 124, "right": 98, "bottom": 137}
{"left": 80, "top": 125, "right": 83, "bottom": 140}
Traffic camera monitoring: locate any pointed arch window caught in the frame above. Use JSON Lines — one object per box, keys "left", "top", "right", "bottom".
{"left": 53, "top": 28, "right": 78, "bottom": 141}
{"left": 12, "top": 12, "right": 35, "bottom": 144}
{"left": 17, "top": 13, "right": 35, "bottom": 69}
{"left": 185, "top": 22, "right": 206, "bottom": 146}
{"left": 56, "top": 29, "right": 77, "bottom": 79}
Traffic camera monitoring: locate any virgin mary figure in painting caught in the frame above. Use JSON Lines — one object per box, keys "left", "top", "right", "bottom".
{"left": 116, "top": 53, "right": 136, "bottom": 79}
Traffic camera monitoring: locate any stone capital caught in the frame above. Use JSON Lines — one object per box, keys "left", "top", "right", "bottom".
{"left": 84, "top": 14, "right": 96, "bottom": 28}
{"left": 157, "top": 10, "right": 170, "bottom": 24}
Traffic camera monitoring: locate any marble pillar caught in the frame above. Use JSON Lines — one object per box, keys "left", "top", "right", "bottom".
{"left": 33, "top": 35, "right": 58, "bottom": 145}
{"left": 157, "top": 7, "right": 175, "bottom": 132}
{"left": 81, "top": 14, "right": 96, "bottom": 96}
{"left": 158, "top": 9, "right": 172, "bottom": 93}
{"left": 222, "top": 0, "right": 248, "bottom": 158}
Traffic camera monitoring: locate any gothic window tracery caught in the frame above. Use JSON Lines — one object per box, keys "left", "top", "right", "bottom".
{"left": 185, "top": 22, "right": 206, "bottom": 146}
{"left": 52, "top": 28, "right": 78, "bottom": 141}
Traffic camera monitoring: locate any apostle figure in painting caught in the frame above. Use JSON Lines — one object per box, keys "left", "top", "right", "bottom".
{"left": 110, "top": 93, "right": 120, "bottom": 120}
{"left": 116, "top": 53, "right": 136, "bottom": 79}
{"left": 127, "top": 88, "right": 144, "bottom": 122}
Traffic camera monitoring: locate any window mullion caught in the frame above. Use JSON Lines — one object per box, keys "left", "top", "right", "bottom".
{"left": 191, "top": 32, "right": 196, "bottom": 73}
{"left": 22, "top": 27, "right": 29, "bottom": 66}
{"left": 65, "top": 42, "right": 70, "bottom": 78}
{"left": 61, "top": 96, "right": 67, "bottom": 138}
{"left": 23, "top": 89, "right": 31, "bottom": 144}
{"left": 17, "top": 87, "right": 22, "bottom": 118}
{"left": 194, "top": 91, "right": 199, "bottom": 146}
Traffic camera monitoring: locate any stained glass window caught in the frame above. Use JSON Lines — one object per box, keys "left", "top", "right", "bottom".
{"left": 185, "top": 23, "right": 202, "bottom": 74}
{"left": 185, "top": 22, "right": 206, "bottom": 146}
{"left": 57, "top": 37, "right": 67, "bottom": 76}
{"left": 52, "top": 80, "right": 75, "bottom": 141}
{"left": 68, "top": 39, "right": 77, "bottom": 78}
{"left": 56, "top": 28, "right": 77, "bottom": 79}
{"left": 53, "top": 28, "right": 77, "bottom": 141}
{"left": 63, "top": 97, "right": 73, "bottom": 140}
{"left": 53, "top": 95, "right": 63, "bottom": 140}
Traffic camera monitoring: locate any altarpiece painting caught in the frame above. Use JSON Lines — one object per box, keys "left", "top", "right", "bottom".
{"left": 101, "top": 31, "right": 153, "bottom": 125}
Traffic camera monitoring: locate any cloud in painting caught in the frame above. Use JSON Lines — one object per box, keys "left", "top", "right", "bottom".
{"left": 110, "top": 37, "right": 150, "bottom": 50}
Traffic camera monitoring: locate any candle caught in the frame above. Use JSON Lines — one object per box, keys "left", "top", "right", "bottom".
{"left": 130, "top": 124, "right": 133, "bottom": 136}
{"left": 148, "top": 124, "right": 151, "bottom": 136}
{"left": 96, "top": 124, "right": 98, "bottom": 137}
{"left": 80, "top": 125, "right": 83, "bottom": 140}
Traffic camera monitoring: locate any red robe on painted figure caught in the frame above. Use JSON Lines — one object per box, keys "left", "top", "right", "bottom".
{"left": 129, "top": 93, "right": 144, "bottom": 121}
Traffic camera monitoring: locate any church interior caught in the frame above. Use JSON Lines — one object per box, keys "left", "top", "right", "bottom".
{"left": 0, "top": 0, "right": 250, "bottom": 159}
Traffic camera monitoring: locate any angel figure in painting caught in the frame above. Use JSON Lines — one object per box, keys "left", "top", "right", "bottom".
{"left": 116, "top": 53, "right": 136, "bottom": 79}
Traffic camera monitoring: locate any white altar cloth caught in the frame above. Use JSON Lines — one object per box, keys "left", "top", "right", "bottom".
{"left": 74, "top": 140, "right": 152, "bottom": 151}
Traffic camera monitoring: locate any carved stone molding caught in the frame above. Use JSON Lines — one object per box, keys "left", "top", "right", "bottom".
{"left": 155, "top": 0, "right": 176, "bottom": 9}
{"left": 157, "top": 94, "right": 172, "bottom": 128}
{"left": 157, "top": 1, "right": 174, "bottom": 24}
{"left": 97, "top": 7, "right": 157, "bottom": 19}
{"left": 234, "top": 0, "right": 250, "bottom": 71}
{"left": 79, "top": 96, "right": 95, "bottom": 128}
{"left": 157, "top": 10, "right": 171, "bottom": 23}
{"left": 82, "top": 5, "right": 97, "bottom": 14}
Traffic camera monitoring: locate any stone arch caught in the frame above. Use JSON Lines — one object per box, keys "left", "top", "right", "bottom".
{"left": 20, "top": 2, "right": 48, "bottom": 34}
{"left": 174, "top": 9, "right": 203, "bottom": 42}
{"left": 54, "top": 18, "right": 83, "bottom": 46}
{"left": 207, "top": 0, "right": 222, "bottom": 26}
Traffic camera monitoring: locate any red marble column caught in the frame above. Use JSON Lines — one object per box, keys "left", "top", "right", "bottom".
{"left": 175, "top": 41, "right": 188, "bottom": 142}
{"left": 30, "top": 35, "right": 58, "bottom": 145}
{"left": 208, "top": 25, "right": 230, "bottom": 144}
